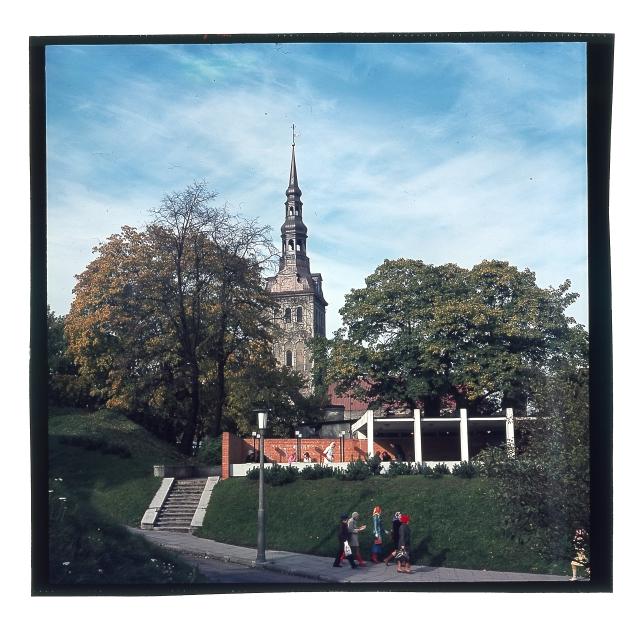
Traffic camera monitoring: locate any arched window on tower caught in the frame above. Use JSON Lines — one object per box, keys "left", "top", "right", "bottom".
{"left": 286, "top": 350, "right": 293, "bottom": 367}
{"left": 289, "top": 206, "right": 294, "bottom": 215}
{"left": 288, "top": 239, "right": 295, "bottom": 251}
{"left": 296, "top": 306, "right": 303, "bottom": 323}
{"left": 296, "top": 240, "right": 301, "bottom": 252}
{"left": 295, "top": 206, "right": 300, "bottom": 216}
{"left": 295, "top": 342, "right": 305, "bottom": 372}
{"left": 284, "top": 307, "right": 291, "bottom": 323}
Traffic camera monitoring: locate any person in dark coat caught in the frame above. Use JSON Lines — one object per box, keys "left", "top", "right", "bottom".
{"left": 383, "top": 511, "right": 402, "bottom": 565}
{"left": 333, "top": 513, "right": 358, "bottom": 568}
{"left": 396, "top": 514, "right": 412, "bottom": 574}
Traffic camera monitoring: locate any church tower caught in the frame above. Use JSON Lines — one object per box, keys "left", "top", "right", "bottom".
{"left": 266, "top": 128, "right": 327, "bottom": 389}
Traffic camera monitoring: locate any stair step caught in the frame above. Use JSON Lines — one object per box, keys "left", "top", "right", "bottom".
{"left": 155, "top": 526, "right": 192, "bottom": 532}
{"left": 151, "top": 478, "right": 209, "bottom": 531}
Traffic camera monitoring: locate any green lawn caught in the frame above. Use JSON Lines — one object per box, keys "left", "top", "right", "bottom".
{"left": 48, "top": 406, "right": 203, "bottom": 583}
{"left": 199, "top": 476, "right": 565, "bottom": 574}
{"left": 48, "top": 407, "right": 564, "bottom": 577}
{"left": 49, "top": 406, "right": 190, "bottom": 525}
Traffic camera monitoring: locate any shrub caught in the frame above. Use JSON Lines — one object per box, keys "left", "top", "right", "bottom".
{"left": 451, "top": 460, "right": 479, "bottom": 478}
{"left": 197, "top": 436, "right": 222, "bottom": 465}
{"left": 336, "top": 459, "right": 370, "bottom": 481}
{"left": 433, "top": 462, "right": 450, "bottom": 475}
{"left": 367, "top": 454, "right": 383, "bottom": 475}
{"left": 387, "top": 461, "right": 415, "bottom": 477}
{"left": 473, "top": 445, "right": 508, "bottom": 477}
{"left": 300, "top": 464, "right": 335, "bottom": 480}
{"left": 246, "top": 466, "right": 260, "bottom": 480}
{"left": 414, "top": 463, "right": 433, "bottom": 476}
{"left": 246, "top": 463, "right": 298, "bottom": 486}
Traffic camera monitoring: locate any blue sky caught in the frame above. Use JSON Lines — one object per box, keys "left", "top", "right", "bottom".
{"left": 46, "top": 42, "right": 587, "bottom": 335}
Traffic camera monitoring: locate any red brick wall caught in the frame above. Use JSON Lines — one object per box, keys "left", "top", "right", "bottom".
{"left": 221, "top": 433, "right": 403, "bottom": 479}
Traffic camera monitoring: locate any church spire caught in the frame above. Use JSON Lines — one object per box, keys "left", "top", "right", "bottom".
{"left": 287, "top": 124, "right": 301, "bottom": 199}
{"left": 280, "top": 125, "right": 308, "bottom": 272}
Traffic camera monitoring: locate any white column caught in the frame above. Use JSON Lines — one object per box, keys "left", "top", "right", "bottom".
{"left": 413, "top": 409, "right": 423, "bottom": 463}
{"left": 506, "top": 407, "right": 515, "bottom": 457}
{"left": 459, "top": 408, "right": 469, "bottom": 462}
{"left": 366, "top": 410, "right": 374, "bottom": 457}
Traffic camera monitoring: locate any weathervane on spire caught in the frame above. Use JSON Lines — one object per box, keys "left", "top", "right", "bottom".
{"left": 292, "top": 123, "right": 296, "bottom": 147}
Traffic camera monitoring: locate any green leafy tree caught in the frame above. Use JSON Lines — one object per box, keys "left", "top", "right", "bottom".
{"left": 476, "top": 328, "right": 589, "bottom": 561}
{"left": 47, "top": 306, "right": 94, "bottom": 407}
{"left": 223, "top": 339, "right": 321, "bottom": 437}
{"left": 330, "top": 258, "right": 580, "bottom": 415}
{"left": 66, "top": 181, "right": 278, "bottom": 453}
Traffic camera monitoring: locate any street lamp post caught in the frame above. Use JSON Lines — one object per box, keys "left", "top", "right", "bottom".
{"left": 256, "top": 411, "right": 268, "bottom": 564}
{"left": 295, "top": 430, "right": 301, "bottom": 461}
{"left": 340, "top": 430, "right": 346, "bottom": 462}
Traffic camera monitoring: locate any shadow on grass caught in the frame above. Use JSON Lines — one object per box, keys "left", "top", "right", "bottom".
{"left": 304, "top": 485, "right": 382, "bottom": 557}
{"left": 412, "top": 533, "right": 450, "bottom": 567}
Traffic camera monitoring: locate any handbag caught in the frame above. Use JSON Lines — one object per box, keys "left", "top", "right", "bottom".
{"left": 394, "top": 546, "right": 409, "bottom": 562}
{"left": 343, "top": 541, "right": 352, "bottom": 556}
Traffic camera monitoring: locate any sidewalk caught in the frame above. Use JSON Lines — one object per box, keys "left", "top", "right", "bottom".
{"left": 129, "top": 528, "right": 572, "bottom": 583}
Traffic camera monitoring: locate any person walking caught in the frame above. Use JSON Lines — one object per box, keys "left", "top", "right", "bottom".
{"left": 383, "top": 511, "right": 402, "bottom": 565}
{"left": 333, "top": 513, "right": 358, "bottom": 569}
{"left": 370, "top": 505, "right": 388, "bottom": 563}
{"left": 347, "top": 511, "right": 367, "bottom": 566}
{"left": 322, "top": 441, "right": 336, "bottom": 464}
{"left": 396, "top": 514, "right": 412, "bottom": 574}
{"left": 570, "top": 528, "right": 590, "bottom": 581}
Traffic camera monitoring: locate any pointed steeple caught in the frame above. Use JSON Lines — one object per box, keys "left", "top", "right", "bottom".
{"left": 280, "top": 125, "right": 308, "bottom": 273}
{"left": 288, "top": 124, "right": 299, "bottom": 189}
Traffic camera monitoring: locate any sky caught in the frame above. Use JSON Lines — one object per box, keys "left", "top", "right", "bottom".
{"left": 46, "top": 41, "right": 588, "bottom": 335}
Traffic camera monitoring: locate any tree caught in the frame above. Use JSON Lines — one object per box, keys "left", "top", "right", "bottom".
{"left": 476, "top": 327, "right": 589, "bottom": 561}
{"left": 65, "top": 181, "right": 279, "bottom": 453}
{"left": 223, "top": 339, "right": 321, "bottom": 437}
{"left": 329, "top": 258, "right": 580, "bottom": 415}
{"left": 47, "top": 306, "right": 94, "bottom": 407}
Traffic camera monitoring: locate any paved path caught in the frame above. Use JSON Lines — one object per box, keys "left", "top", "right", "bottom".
{"left": 176, "top": 552, "right": 318, "bottom": 583}
{"left": 129, "top": 528, "right": 572, "bottom": 583}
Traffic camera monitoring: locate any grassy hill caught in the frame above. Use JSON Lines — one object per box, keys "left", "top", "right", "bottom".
{"left": 48, "top": 406, "right": 202, "bottom": 584}
{"left": 49, "top": 406, "right": 191, "bottom": 525}
{"left": 200, "top": 476, "right": 565, "bottom": 575}
{"left": 48, "top": 407, "right": 565, "bottom": 577}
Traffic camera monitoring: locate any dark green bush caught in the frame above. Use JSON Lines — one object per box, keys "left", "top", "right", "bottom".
{"left": 414, "top": 463, "right": 434, "bottom": 476}
{"left": 367, "top": 454, "right": 383, "bottom": 475}
{"left": 246, "top": 463, "right": 298, "bottom": 486}
{"left": 433, "top": 462, "right": 450, "bottom": 475}
{"left": 300, "top": 463, "right": 335, "bottom": 480}
{"left": 197, "top": 436, "right": 222, "bottom": 465}
{"left": 336, "top": 459, "right": 370, "bottom": 481}
{"left": 452, "top": 460, "right": 479, "bottom": 478}
{"left": 387, "top": 461, "right": 415, "bottom": 477}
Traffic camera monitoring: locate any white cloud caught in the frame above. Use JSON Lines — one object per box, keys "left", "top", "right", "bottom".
{"left": 46, "top": 43, "right": 588, "bottom": 329}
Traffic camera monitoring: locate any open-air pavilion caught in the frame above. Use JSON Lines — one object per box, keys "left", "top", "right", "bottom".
{"left": 351, "top": 408, "right": 523, "bottom": 465}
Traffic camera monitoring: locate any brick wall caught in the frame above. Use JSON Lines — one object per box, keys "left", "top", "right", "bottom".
{"left": 221, "top": 433, "right": 403, "bottom": 479}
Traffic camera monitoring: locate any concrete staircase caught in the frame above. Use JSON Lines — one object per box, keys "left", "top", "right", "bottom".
{"left": 154, "top": 478, "right": 207, "bottom": 532}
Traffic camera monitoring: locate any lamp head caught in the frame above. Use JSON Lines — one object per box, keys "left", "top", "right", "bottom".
{"left": 257, "top": 411, "right": 268, "bottom": 430}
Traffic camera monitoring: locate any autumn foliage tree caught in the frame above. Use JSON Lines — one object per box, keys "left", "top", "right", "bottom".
{"left": 65, "top": 181, "right": 279, "bottom": 453}
{"left": 329, "top": 258, "right": 582, "bottom": 416}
